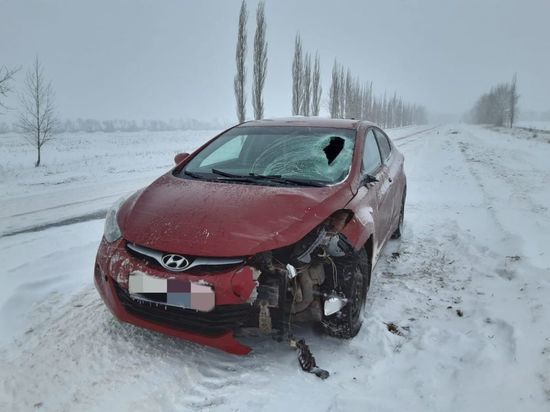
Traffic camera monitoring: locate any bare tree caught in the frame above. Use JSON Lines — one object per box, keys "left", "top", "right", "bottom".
{"left": 381, "top": 91, "right": 387, "bottom": 127}
{"left": 0, "top": 65, "right": 20, "bottom": 112}
{"left": 252, "top": 1, "right": 267, "bottom": 120}
{"left": 370, "top": 96, "right": 380, "bottom": 123}
{"left": 291, "top": 34, "right": 303, "bottom": 116}
{"left": 509, "top": 73, "right": 519, "bottom": 128}
{"left": 356, "top": 79, "right": 362, "bottom": 118}
{"left": 17, "top": 57, "right": 57, "bottom": 167}
{"left": 311, "top": 52, "right": 322, "bottom": 116}
{"left": 397, "top": 97, "right": 403, "bottom": 127}
{"left": 338, "top": 66, "right": 345, "bottom": 118}
{"left": 343, "top": 70, "right": 351, "bottom": 118}
{"left": 469, "top": 78, "right": 519, "bottom": 127}
{"left": 360, "top": 82, "right": 372, "bottom": 121}
{"left": 234, "top": 0, "right": 248, "bottom": 123}
{"left": 301, "top": 53, "right": 312, "bottom": 116}
{"left": 389, "top": 92, "right": 397, "bottom": 127}
{"left": 329, "top": 60, "right": 339, "bottom": 118}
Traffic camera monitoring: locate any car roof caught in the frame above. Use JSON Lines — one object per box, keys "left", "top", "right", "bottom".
{"left": 239, "top": 117, "right": 377, "bottom": 130}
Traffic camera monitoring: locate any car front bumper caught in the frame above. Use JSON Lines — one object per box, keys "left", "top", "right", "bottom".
{"left": 94, "top": 238, "right": 258, "bottom": 355}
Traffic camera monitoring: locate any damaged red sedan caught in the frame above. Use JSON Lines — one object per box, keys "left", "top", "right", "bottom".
{"left": 94, "top": 117, "right": 406, "bottom": 357}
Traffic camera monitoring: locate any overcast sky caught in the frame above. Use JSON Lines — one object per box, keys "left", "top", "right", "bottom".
{"left": 1, "top": 0, "right": 549, "bottom": 123}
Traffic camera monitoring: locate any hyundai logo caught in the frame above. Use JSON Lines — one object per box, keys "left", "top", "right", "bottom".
{"left": 160, "top": 253, "right": 190, "bottom": 271}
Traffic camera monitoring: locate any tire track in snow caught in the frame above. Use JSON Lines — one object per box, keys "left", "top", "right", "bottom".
{"left": 1, "top": 210, "right": 108, "bottom": 238}
{"left": 1, "top": 283, "right": 275, "bottom": 411}
{"left": 392, "top": 126, "right": 438, "bottom": 142}
{"left": 372, "top": 126, "right": 548, "bottom": 407}
{"left": 454, "top": 135, "right": 524, "bottom": 279}
{"left": 446, "top": 128, "right": 550, "bottom": 404}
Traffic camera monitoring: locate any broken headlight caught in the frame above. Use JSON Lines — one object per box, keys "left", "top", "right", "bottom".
{"left": 294, "top": 210, "right": 354, "bottom": 263}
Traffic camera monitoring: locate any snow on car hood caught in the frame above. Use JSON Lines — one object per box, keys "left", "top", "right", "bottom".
{"left": 119, "top": 173, "right": 353, "bottom": 257}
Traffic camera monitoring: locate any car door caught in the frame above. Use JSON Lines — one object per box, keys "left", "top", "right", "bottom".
{"left": 361, "top": 128, "right": 392, "bottom": 246}
{"left": 374, "top": 128, "right": 401, "bottom": 231}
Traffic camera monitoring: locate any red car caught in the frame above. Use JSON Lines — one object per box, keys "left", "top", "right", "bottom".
{"left": 95, "top": 117, "right": 406, "bottom": 356}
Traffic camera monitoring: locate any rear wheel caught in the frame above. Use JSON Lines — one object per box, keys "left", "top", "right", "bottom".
{"left": 321, "top": 249, "right": 371, "bottom": 339}
{"left": 391, "top": 189, "right": 406, "bottom": 239}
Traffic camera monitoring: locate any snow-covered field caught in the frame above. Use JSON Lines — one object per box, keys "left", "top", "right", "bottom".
{"left": 516, "top": 121, "right": 550, "bottom": 132}
{"left": 0, "top": 130, "right": 217, "bottom": 237}
{"left": 1, "top": 124, "right": 549, "bottom": 411}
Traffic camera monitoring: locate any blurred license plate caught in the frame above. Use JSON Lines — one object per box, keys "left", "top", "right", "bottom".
{"left": 128, "top": 271, "right": 215, "bottom": 312}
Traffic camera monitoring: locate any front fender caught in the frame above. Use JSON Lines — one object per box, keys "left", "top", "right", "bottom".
{"left": 341, "top": 186, "right": 376, "bottom": 251}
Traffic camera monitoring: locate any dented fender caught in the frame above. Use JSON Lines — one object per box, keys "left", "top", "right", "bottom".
{"left": 341, "top": 185, "right": 376, "bottom": 251}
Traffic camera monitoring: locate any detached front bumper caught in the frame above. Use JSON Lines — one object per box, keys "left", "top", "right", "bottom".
{"left": 94, "top": 238, "right": 258, "bottom": 355}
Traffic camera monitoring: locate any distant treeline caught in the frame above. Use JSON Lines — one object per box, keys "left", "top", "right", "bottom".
{"left": 0, "top": 118, "right": 227, "bottom": 134}
{"left": 290, "top": 37, "right": 428, "bottom": 127}
{"left": 467, "top": 74, "right": 518, "bottom": 128}
{"left": 327, "top": 60, "right": 428, "bottom": 127}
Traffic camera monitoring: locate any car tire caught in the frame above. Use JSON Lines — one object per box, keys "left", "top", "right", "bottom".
{"left": 321, "top": 249, "right": 371, "bottom": 339}
{"left": 391, "top": 188, "right": 406, "bottom": 239}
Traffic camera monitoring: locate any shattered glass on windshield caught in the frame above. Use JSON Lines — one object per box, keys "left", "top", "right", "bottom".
{"left": 251, "top": 134, "right": 353, "bottom": 182}
{"left": 182, "top": 126, "right": 356, "bottom": 185}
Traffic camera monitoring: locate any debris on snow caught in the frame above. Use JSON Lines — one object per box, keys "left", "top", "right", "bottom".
{"left": 384, "top": 322, "right": 410, "bottom": 337}
{"left": 289, "top": 337, "right": 329, "bottom": 380}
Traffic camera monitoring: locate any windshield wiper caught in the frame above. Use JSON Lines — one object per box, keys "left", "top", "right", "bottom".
{"left": 211, "top": 168, "right": 325, "bottom": 187}
{"left": 183, "top": 170, "right": 204, "bottom": 179}
{"left": 250, "top": 173, "right": 326, "bottom": 187}
{"left": 211, "top": 168, "right": 245, "bottom": 178}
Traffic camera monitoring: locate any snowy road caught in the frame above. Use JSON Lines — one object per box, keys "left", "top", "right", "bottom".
{"left": 1, "top": 125, "right": 549, "bottom": 411}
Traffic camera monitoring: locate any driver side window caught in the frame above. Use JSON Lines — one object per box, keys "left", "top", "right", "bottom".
{"left": 362, "top": 129, "right": 382, "bottom": 174}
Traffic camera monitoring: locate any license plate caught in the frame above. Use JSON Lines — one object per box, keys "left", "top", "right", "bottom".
{"left": 128, "top": 271, "right": 215, "bottom": 312}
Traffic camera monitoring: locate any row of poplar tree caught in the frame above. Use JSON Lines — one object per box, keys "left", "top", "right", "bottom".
{"left": 326, "top": 61, "right": 428, "bottom": 127}
{"left": 234, "top": 1, "right": 427, "bottom": 126}
{"left": 234, "top": 1, "right": 267, "bottom": 123}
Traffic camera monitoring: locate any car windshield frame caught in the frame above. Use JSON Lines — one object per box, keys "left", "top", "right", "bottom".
{"left": 176, "top": 125, "right": 357, "bottom": 187}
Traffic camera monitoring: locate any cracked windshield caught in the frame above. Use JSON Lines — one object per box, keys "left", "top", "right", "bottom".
{"left": 183, "top": 126, "right": 355, "bottom": 184}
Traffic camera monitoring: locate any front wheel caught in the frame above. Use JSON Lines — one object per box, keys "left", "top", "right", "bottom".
{"left": 320, "top": 250, "right": 370, "bottom": 339}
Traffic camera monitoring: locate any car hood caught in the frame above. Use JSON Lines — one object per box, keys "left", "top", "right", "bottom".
{"left": 119, "top": 173, "right": 353, "bottom": 257}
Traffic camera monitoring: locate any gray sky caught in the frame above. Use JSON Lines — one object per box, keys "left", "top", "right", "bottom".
{"left": 1, "top": 0, "right": 549, "bottom": 123}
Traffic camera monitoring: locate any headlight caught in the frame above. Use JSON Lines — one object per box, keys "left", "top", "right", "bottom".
{"left": 103, "top": 195, "right": 129, "bottom": 243}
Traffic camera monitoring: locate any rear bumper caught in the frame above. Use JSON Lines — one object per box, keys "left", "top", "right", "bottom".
{"left": 94, "top": 238, "right": 257, "bottom": 355}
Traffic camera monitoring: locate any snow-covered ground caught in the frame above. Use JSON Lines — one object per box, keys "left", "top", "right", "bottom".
{"left": 1, "top": 124, "right": 549, "bottom": 411}
{"left": 0, "top": 130, "right": 217, "bottom": 237}
{"left": 516, "top": 121, "right": 550, "bottom": 132}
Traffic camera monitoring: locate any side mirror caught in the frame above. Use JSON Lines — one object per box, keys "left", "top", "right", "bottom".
{"left": 362, "top": 174, "right": 379, "bottom": 186}
{"left": 174, "top": 152, "right": 190, "bottom": 164}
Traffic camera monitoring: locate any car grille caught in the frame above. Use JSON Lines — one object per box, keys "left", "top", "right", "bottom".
{"left": 125, "top": 242, "right": 245, "bottom": 274}
{"left": 114, "top": 282, "right": 256, "bottom": 335}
